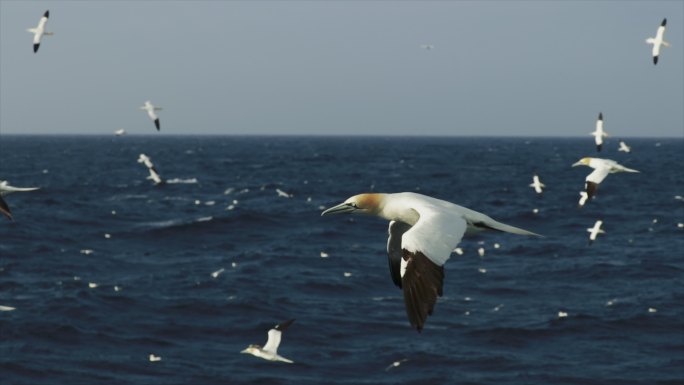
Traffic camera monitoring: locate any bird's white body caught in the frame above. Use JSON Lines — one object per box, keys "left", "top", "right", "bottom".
{"left": 587, "top": 220, "right": 605, "bottom": 244}
{"left": 114, "top": 129, "right": 127, "bottom": 136}
{"left": 140, "top": 101, "right": 162, "bottom": 130}
{"left": 241, "top": 319, "right": 295, "bottom": 364}
{"left": 529, "top": 174, "right": 545, "bottom": 194}
{"left": 0, "top": 180, "right": 40, "bottom": 220}
{"left": 590, "top": 113, "right": 608, "bottom": 152}
{"left": 572, "top": 157, "right": 639, "bottom": 206}
{"left": 618, "top": 141, "right": 631, "bottom": 153}
{"left": 322, "top": 192, "right": 539, "bottom": 331}
{"left": 27, "top": 10, "right": 52, "bottom": 53}
{"left": 646, "top": 19, "right": 669, "bottom": 65}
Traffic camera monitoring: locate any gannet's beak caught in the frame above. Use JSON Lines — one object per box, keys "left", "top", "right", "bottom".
{"left": 321, "top": 202, "right": 357, "bottom": 216}
{"left": 571, "top": 161, "right": 583, "bottom": 167}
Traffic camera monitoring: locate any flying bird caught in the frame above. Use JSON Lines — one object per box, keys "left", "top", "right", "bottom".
{"left": 646, "top": 18, "right": 670, "bottom": 65}
{"left": 0, "top": 180, "right": 40, "bottom": 220}
{"left": 591, "top": 112, "right": 608, "bottom": 152}
{"left": 137, "top": 154, "right": 163, "bottom": 185}
{"left": 572, "top": 157, "right": 639, "bottom": 207}
{"left": 140, "top": 101, "right": 162, "bottom": 131}
{"left": 618, "top": 141, "right": 631, "bottom": 153}
{"left": 114, "top": 129, "right": 127, "bottom": 136}
{"left": 587, "top": 220, "right": 605, "bottom": 245}
{"left": 241, "top": 319, "right": 295, "bottom": 363}
{"left": 321, "top": 192, "right": 540, "bottom": 332}
{"left": 529, "top": 174, "right": 546, "bottom": 194}
{"left": 27, "top": 10, "right": 52, "bottom": 53}
{"left": 420, "top": 44, "right": 434, "bottom": 50}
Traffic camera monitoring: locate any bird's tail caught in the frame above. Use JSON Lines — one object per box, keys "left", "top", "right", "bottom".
{"left": 481, "top": 218, "right": 543, "bottom": 237}
{"left": 662, "top": 41, "right": 670, "bottom": 47}
{"left": 44, "top": 32, "right": 54, "bottom": 36}
{"left": 620, "top": 166, "right": 640, "bottom": 173}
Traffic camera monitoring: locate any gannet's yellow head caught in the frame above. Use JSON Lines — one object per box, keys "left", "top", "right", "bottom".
{"left": 240, "top": 344, "right": 261, "bottom": 355}
{"left": 572, "top": 157, "right": 592, "bottom": 167}
{"left": 321, "top": 193, "right": 384, "bottom": 216}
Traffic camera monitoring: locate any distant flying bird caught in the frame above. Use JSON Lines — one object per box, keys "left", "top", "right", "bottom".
{"left": 420, "top": 44, "right": 434, "bottom": 50}
{"left": 646, "top": 18, "right": 670, "bottom": 65}
{"left": 618, "top": 141, "right": 631, "bottom": 153}
{"left": 27, "top": 10, "right": 52, "bottom": 53}
{"left": 572, "top": 157, "right": 639, "bottom": 207}
{"left": 529, "top": 174, "right": 546, "bottom": 194}
{"left": 0, "top": 180, "right": 40, "bottom": 220}
{"left": 590, "top": 112, "right": 608, "bottom": 152}
{"left": 587, "top": 220, "right": 605, "bottom": 245}
{"left": 114, "top": 129, "right": 126, "bottom": 136}
{"left": 137, "top": 154, "right": 163, "bottom": 185}
{"left": 321, "top": 192, "right": 540, "bottom": 332}
{"left": 140, "top": 101, "right": 162, "bottom": 131}
{"left": 241, "top": 319, "right": 295, "bottom": 363}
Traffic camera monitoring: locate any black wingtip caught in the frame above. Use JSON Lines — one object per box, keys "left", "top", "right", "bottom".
{"left": 33, "top": 44, "right": 39, "bottom": 53}
{"left": 275, "top": 319, "right": 295, "bottom": 331}
{"left": 598, "top": 112, "right": 603, "bottom": 120}
{"left": 44, "top": 10, "right": 50, "bottom": 18}
{"left": 596, "top": 144, "right": 602, "bottom": 152}
{"left": 653, "top": 56, "right": 658, "bottom": 65}
{"left": 661, "top": 18, "right": 666, "bottom": 27}
{"left": 154, "top": 119, "right": 160, "bottom": 131}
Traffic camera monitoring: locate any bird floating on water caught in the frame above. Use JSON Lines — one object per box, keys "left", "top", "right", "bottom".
{"left": 0, "top": 180, "right": 40, "bottom": 220}
{"left": 591, "top": 112, "right": 608, "bottom": 152}
{"left": 137, "top": 154, "right": 163, "bottom": 185}
{"left": 618, "top": 141, "right": 631, "bottom": 153}
{"left": 27, "top": 10, "right": 52, "bottom": 53}
{"left": 241, "top": 319, "right": 295, "bottom": 363}
{"left": 572, "top": 157, "right": 639, "bottom": 207}
{"left": 321, "top": 192, "right": 540, "bottom": 332}
{"left": 646, "top": 18, "right": 669, "bottom": 65}
{"left": 140, "top": 101, "right": 162, "bottom": 131}
{"left": 587, "top": 220, "right": 605, "bottom": 245}
{"left": 529, "top": 174, "right": 545, "bottom": 195}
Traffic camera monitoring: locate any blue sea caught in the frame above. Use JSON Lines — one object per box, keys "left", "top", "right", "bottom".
{"left": 0, "top": 135, "right": 682, "bottom": 385}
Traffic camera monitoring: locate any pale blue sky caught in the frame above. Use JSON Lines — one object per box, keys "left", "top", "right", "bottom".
{"left": 1, "top": 0, "right": 682, "bottom": 136}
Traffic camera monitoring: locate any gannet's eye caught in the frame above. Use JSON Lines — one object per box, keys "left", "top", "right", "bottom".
{"left": 349, "top": 202, "right": 359, "bottom": 209}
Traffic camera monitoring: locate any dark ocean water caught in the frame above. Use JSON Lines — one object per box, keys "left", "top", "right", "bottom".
{"left": 0, "top": 135, "right": 682, "bottom": 385}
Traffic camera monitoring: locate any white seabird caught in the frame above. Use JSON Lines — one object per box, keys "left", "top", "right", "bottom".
{"left": 587, "top": 220, "right": 605, "bottom": 245}
{"left": 529, "top": 174, "right": 545, "bottom": 195}
{"left": 137, "top": 154, "right": 163, "bottom": 185}
{"left": 140, "top": 101, "right": 162, "bottom": 131}
{"left": 646, "top": 18, "right": 669, "bottom": 65}
{"left": 321, "top": 192, "right": 540, "bottom": 332}
{"left": 241, "top": 319, "right": 295, "bottom": 363}
{"left": 114, "top": 129, "right": 127, "bottom": 136}
{"left": 0, "top": 180, "right": 40, "bottom": 220}
{"left": 618, "top": 141, "right": 631, "bottom": 153}
{"left": 591, "top": 112, "right": 608, "bottom": 152}
{"left": 572, "top": 157, "right": 639, "bottom": 207}
{"left": 27, "top": 10, "right": 52, "bottom": 53}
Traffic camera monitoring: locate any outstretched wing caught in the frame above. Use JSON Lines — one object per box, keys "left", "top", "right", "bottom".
{"left": 399, "top": 203, "right": 467, "bottom": 331}
{"left": 0, "top": 196, "right": 12, "bottom": 220}
{"left": 586, "top": 166, "right": 610, "bottom": 185}
{"left": 263, "top": 319, "right": 294, "bottom": 354}
{"left": 387, "top": 221, "right": 412, "bottom": 288}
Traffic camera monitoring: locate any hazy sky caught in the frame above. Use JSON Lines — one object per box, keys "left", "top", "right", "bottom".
{"left": 1, "top": 1, "right": 682, "bottom": 136}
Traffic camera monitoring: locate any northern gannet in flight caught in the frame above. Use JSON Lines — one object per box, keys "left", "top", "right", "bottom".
{"left": 572, "top": 157, "right": 639, "bottom": 207}
{"left": 0, "top": 180, "right": 40, "bottom": 220}
{"left": 137, "top": 154, "right": 163, "bottom": 185}
{"left": 646, "top": 18, "right": 669, "bottom": 65}
{"left": 321, "top": 192, "right": 540, "bottom": 332}
{"left": 587, "top": 220, "right": 605, "bottom": 245}
{"left": 140, "top": 101, "right": 162, "bottom": 131}
{"left": 618, "top": 141, "right": 631, "bottom": 153}
{"left": 591, "top": 112, "right": 608, "bottom": 152}
{"left": 529, "top": 174, "right": 545, "bottom": 195}
{"left": 114, "top": 129, "right": 126, "bottom": 136}
{"left": 241, "top": 319, "right": 295, "bottom": 363}
{"left": 27, "top": 10, "right": 52, "bottom": 53}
